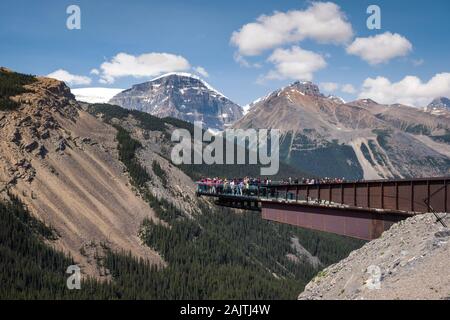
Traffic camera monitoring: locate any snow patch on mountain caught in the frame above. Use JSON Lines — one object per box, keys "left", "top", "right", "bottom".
{"left": 151, "top": 72, "right": 229, "bottom": 99}
{"left": 72, "top": 87, "right": 124, "bottom": 104}
{"left": 327, "top": 95, "right": 346, "bottom": 104}
{"left": 426, "top": 97, "right": 450, "bottom": 115}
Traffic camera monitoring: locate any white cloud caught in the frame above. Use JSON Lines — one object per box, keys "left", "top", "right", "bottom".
{"left": 47, "top": 69, "right": 92, "bottom": 86}
{"left": 341, "top": 83, "right": 356, "bottom": 94}
{"left": 412, "top": 59, "right": 424, "bottom": 67}
{"left": 98, "top": 52, "right": 191, "bottom": 84}
{"left": 90, "top": 68, "right": 100, "bottom": 75}
{"left": 234, "top": 53, "right": 251, "bottom": 67}
{"left": 320, "top": 82, "right": 339, "bottom": 92}
{"left": 98, "top": 78, "right": 110, "bottom": 85}
{"left": 71, "top": 87, "right": 124, "bottom": 104}
{"left": 194, "top": 66, "right": 209, "bottom": 78}
{"left": 231, "top": 2, "right": 353, "bottom": 56}
{"left": 358, "top": 73, "right": 450, "bottom": 107}
{"left": 319, "top": 82, "right": 358, "bottom": 94}
{"left": 346, "top": 32, "right": 412, "bottom": 65}
{"left": 233, "top": 53, "right": 262, "bottom": 68}
{"left": 264, "top": 46, "right": 327, "bottom": 81}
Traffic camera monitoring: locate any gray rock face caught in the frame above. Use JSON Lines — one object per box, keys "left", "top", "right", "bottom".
{"left": 109, "top": 73, "right": 243, "bottom": 130}
{"left": 427, "top": 97, "right": 450, "bottom": 111}
{"left": 291, "top": 81, "right": 323, "bottom": 97}
{"left": 327, "top": 95, "right": 346, "bottom": 104}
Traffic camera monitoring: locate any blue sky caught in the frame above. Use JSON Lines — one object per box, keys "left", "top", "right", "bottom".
{"left": 1, "top": 0, "right": 449, "bottom": 106}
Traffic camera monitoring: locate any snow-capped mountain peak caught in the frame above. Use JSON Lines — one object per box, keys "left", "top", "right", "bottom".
{"left": 109, "top": 73, "right": 243, "bottom": 130}
{"left": 150, "top": 72, "right": 229, "bottom": 99}
{"left": 327, "top": 95, "right": 346, "bottom": 104}
{"left": 243, "top": 96, "right": 268, "bottom": 115}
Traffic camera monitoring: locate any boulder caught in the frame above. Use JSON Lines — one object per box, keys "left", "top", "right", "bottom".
{"left": 24, "top": 140, "right": 38, "bottom": 152}
{"left": 55, "top": 139, "right": 66, "bottom": 152}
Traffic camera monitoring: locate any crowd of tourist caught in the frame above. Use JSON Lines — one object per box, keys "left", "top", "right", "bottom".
{"left": 196, "top": 176, "right": 348, "bottom": 196}
{"left": 281, "top": 177, "right": 347, "bottom": 185}
{"left": 196, "top": 177, "right": 260, "bottom": 196}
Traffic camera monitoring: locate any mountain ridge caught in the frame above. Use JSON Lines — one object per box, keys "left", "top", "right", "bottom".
{"left": 0, "top": 69, "right": 163, "bottom": 276}
{"left": 232, "top": 81, "right": 450, "bottom": 180}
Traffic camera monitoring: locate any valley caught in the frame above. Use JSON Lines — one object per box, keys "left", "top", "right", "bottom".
{"left": 1, "top": 66, "right": 449, "bottom": 300}
{"left": 2, "top": 0, "right": 449, "bottom": 304}
{"left": 0, "top": 68, "right": 364, "bottom": 299}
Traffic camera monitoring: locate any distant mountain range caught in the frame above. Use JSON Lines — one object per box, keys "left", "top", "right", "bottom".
{"left": 232, "top": 81, "right": 450, "bottom": 179}
{"left": 109, "top": 73, "right": 243, "bottom": 130}
{"left": 69, "top": 73, "right": 450, "bottom": 180}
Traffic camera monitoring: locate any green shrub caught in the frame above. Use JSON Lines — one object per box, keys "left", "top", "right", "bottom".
{"left": 0, "top": 69, "right": 36, "bottom": 111}
{"left": 152, "top": 160, "right": 168, "bottom": 185}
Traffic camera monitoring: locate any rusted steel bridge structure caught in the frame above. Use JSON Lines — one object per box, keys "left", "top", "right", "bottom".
{"left": 197, "top": 177, "right": 449, "bottom": 240}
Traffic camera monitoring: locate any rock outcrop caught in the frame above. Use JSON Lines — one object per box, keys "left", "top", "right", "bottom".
{"left": 427, "top": 97, "right": 450, "bottom": 113}
{"left": 298, "top": 213, "right": 450, "bottom": 300}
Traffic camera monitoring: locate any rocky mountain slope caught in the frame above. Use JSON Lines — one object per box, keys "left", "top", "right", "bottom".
{"left": 4, "top": 67, "right": 446, "bottom": 300}
{"left": 426, "top": 97, "right": 450, "bottom": 115}
{"left": 233, "top": 81, "right": 450, "bottom": 180}
{"left": 80, "top": 102, "right": 365, "bottom": 299}
{"left": 84, "top": 103, "right": 209, "bottom": 217}
{"left": 0, "top": 68, "right": 163, "bottom": 277}
{"left": 109, "top": 73, "right": 243, "bottom": 130}
{"left": 1, "top": 68, "right": 365, "bottom": 298}
{"left": 298, "top": 212, "right": 450, "bottom": 300}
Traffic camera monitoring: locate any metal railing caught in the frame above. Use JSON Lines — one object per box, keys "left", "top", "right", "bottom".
{"left": 197, "top": 177, "right": 450, "bottom": 215}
